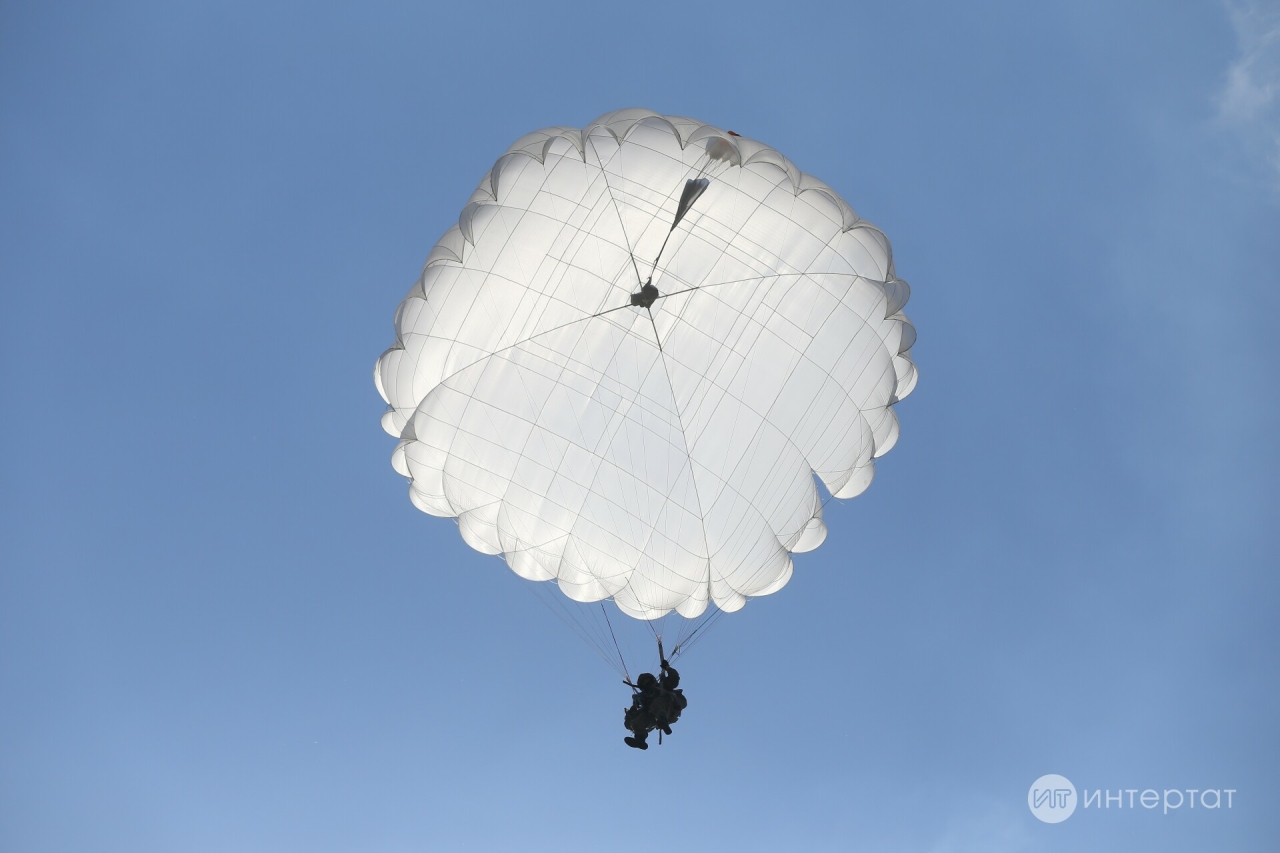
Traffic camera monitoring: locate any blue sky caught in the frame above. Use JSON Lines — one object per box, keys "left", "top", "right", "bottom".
{"left": 2, "top": 2, "right": 1277, "bottom": 851}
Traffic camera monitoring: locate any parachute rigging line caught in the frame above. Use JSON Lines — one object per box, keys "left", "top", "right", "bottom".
{"left": 522, "top": 579, "right": 628, "bottom": 678}
{"left": 586, "top": 134, "right": 645, "bottom": 290}
{"left": 600, "top": 602, "right": 630, "bottom": 679}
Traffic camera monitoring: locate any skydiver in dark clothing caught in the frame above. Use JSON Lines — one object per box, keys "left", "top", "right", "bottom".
{"left": 623, "top": 660, "right": 687, "bottom": 749}
{"left": 623, "top": 672, "right": 659, "bottom": 750}
{"left": 650, "top": 659, "right": 687, "bottom": 734}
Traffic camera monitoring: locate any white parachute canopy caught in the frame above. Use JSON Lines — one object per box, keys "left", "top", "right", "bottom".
{"left": 376, "top": 108, "right": 917, "bottom": 624}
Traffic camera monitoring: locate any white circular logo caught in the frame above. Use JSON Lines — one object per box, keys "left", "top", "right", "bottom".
{"left": 1028, "top": 774, "right": 1077, "bottom": 823}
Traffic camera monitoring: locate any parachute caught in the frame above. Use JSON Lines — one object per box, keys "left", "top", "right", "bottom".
{"left": 375, "top": 108, "right": 917, "bottom": 666}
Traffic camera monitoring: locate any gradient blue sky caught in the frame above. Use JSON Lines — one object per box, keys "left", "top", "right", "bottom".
{"left": 2, "top": 2, "right": 1277, "bottom": 851}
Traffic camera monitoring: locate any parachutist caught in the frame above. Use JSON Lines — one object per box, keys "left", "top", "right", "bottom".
{"left": 623, "top": 660, "right": 687, "bottom": 749}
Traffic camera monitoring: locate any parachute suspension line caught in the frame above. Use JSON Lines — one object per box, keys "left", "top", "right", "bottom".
{"left": 599, "top": 602, "right": 630, "bottom": 680}
{"left": 653, "top": 271, "right": 812, "bottom": 304}
{"left": 586, "top": 134, "right": 645, "bottom": 289}
{"left": 669, "top": 612, "right": 701, "bottom": 660}
{"left": 644, "top": 307, "right": 663, "bottom": 354}
{"left": 646, "top": 613, "right": 666, "bottom": 665}
{"left": 520, "top": 576, "right": 627, "bottom": 678}
{"left": 423, "top": 303, "right": 635, "bottom": 410}
{"left": 671, "top": 605, "right": 727, "bottom": 660}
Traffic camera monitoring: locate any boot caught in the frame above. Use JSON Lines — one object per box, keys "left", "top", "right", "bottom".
{"left": 624, "top": 736, "right": 648, "bottom": 750}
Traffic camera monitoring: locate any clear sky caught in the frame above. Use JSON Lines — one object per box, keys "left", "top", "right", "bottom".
{"left": 2, "top": 2, "right": 1277, "bottom": 851}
